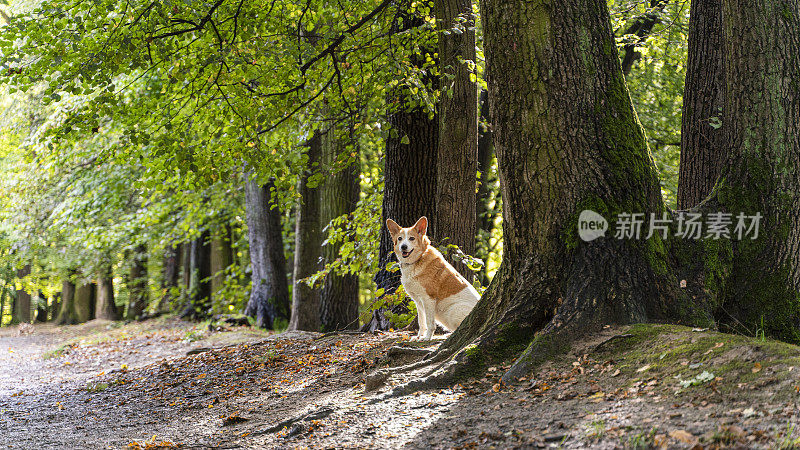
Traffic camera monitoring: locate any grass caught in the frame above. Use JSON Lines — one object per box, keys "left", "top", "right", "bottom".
{"left": 626, "top": 427, "right": 657, "bottom": 449}
{"left": 779, "top": 423, "right": 800, "bottom": 449}
{"left": 42, "top": 343, "right": 76, "bottom": 359}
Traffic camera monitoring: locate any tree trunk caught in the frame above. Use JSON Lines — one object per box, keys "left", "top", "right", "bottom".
{"left": 409, "top": 0, "right": 705, "bottom": 386}
{"left": 244, "top": 177, "right": 290, "bottom": 329}
{"left": 710, "top": 0, "right": 800, "bottom": 342}
{"left": 55, "top": 279, "right": 78, "bottom": 325}
{"left": 435, "top": 0, "right": 478, "bottom": 278}
{"left": 211, "top": 226, "right": 234, "bottom": 303}
{"left": 126, "top": 244, "right": 148, "bottom": 320}
{"left": 181, "top": 242, "right": 191, "bottom": 301}
{"left": 363, "top": 91, "right": 439, "bottom": 332}
{"left": 181, "top": 231, "right": 212, "bottom": 320}
{"left": 288, "top": 133, "right": 323, "bottom": 331}
{"left": 95, "top": 269, "right": 120, "bottom": 320}
{"left": 620, "top": 0, "right": 669, "bottom": 75}
{"left": 475, "top": 89, "right": 499, "bottom": 285}
{"left": 319, "top": 127, "right": 360, "bottom": 331}
{"left": 157, "top": 243, "right": 182, "bottom": 312}
{"left": 35, "top": 291, "right": 47, "bottom": 322}
{"left": 677, "top": 0, "right": 725, "bottom": 209}
{"left": 74, "top": 280, "right": 96, "bottom": 323}
{"left": 14, "top": 266, "right": 31, "bottom": 324}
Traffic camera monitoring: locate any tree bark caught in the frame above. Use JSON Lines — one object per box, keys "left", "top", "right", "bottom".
{"left": 244, "top": 177, "right": 290, "bottom": 329}
{"left": 435, "top": 0, "right": 478, "bottom": 278}
{"left": 157, "top": 243, "right": 182, "bottom": 312}
{"left": 126, "top": 244, "right": 148, "bottom": 320}
{"left": 289, "top": 133, "right": 323, "bottom": 331}
{"left": 74, "top": 280, "right": 96, "bottom": 323}
{"left": 677, "top": 0, "right": 725, "bottom": 209}
{"left": 14, "top": 266, "right": 31, "bottom": 324}
{"left": 55, "top": 278, "right": 78, "bottom": 325}
{"left": 95, "top": 269, "right": 120, "bottom": 320}
{"left": 319, "top": 126, "right": 360, "bottom": 331}
{"left": 181, "top": 231, "right": 212, "bottom": 320}
{"left": 711, "top": 0, "right": 800, "bottom": 342}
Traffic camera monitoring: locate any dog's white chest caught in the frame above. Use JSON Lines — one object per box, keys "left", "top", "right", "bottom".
{"left": 399, "top": 264, "right": 427, "bottom": 300}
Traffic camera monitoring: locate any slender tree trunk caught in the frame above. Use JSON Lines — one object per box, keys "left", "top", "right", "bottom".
{"left": 126, "top": 244, "right": 148, "bottom": 320}
{"left": 181, "top": 242, "right": 191, "bottom": 301}
{"left": 55, "top": 278, "right": 78, "bottom": 325}
{"left": 95, "top": 269, "right": 120, "bottom": 320}
{"left": 157, "top": 243, "right": 182, "bottom": 312}
{"left": 181, "top": 231, "right": 212, "bottom": 320}
{"left": 74, "top": 280, "right": 96, "bottom": 323}
{"left": 211, "top": 226, "right": 234, "bottom": 303}
{"left": 289, "top": 133, "right": 323, "bottom": 331}
{"left": 319, "top": 127, "right": 360, "bottom": 331}
{"left": 14, "top": 266, "right": 31, "bottom": 324}
{"left": 620, "top": 0, "right": 669, "bottom": 75}
{"left": 0, "top": 286, "right": 6, "bottom": 325}
{"left": 435, "top": 0, "right": 478, "bottom": 278}
{"left": 475, "top": 90, "right": 498, "bottom": 285}
{"left": 35, "top": 291, "right": 47, "bottom": 322}
{"left": 244, "top": 177, "right": 290, "bottom": 329}
{"left": 677, "top": 0, "right": 725, "bottom": 209}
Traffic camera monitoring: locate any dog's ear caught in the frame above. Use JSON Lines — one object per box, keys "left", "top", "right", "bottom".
{"left": 413, "top": 216, "right": 428, "bottom": 236}
{"left": 386, "top": 219, "right": 401, "bottom": 235}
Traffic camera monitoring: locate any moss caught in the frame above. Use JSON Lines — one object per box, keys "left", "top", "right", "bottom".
{"left": 456, "top": 322, "right": 539, "bottom": 381}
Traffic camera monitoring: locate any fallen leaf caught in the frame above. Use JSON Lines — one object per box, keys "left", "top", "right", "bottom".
{"left": 669, "top": 429, "right": 698, "bottom": 445}
{"left": 637, "top": 364, "right": 651, "bottom": 373}
{"left": 752, "top": 362, "right": 762, "bottom": 373}
{"left": 611, "top": 369, "right": 621, "bottom": 377}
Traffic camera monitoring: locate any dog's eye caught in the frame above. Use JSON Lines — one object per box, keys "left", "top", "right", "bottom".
{"left": 409, "top": 237, "right": 415, "bottom": 241}
{"left": 397, "top": 237, "right": 403, "bottom": 242}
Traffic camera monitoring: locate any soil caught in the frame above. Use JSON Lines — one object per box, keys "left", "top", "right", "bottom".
{"left": 1, "top": 319, "right": 799, "bottom": 449}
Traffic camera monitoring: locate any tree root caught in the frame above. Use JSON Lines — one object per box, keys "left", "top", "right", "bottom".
{"left": 258, "top": 407, "right": 334, "bottom": 434}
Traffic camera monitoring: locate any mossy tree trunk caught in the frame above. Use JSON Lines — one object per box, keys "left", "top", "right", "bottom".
{"left": 126, "top": 244, "right": 148, "bottom": 320}
{"left": 435, "top": 0, "right": 478, "bottom": 278}
{"left": 413, "top": 0, "right": 704, "bottom": 385}
{"left": 95, "top": 268, "right": 120, "bottom": 321}
{"left": 244, "top": 177, "right": 290, "bottom": 329}
{"left": 319, "top": 125, "right": 360, "bottom": 331}
{"left": 677, "top": 0, "right": 725, "bottom": 209}
{"left": 709, "top": 0, "right": 800, "bottom": 342}
{"left": 289, "top": 133, "right": 323, "bottom": 331}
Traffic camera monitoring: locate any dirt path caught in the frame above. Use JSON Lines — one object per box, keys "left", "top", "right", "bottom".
{"left": 1, "top": 320, "right": 799, "bottom": 449}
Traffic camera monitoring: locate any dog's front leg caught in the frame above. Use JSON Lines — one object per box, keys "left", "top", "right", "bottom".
{"left": 411, "top": 298, "right": 427, "bottom": 341}
{"left": 422, "top": 299, "right": 436, "bottom": 340}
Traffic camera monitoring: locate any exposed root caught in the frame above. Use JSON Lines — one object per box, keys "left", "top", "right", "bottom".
{"left": 257, "top": 407, "right": 334, "bottom": 434}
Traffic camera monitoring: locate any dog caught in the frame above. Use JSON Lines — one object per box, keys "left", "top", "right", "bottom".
{"left": 386, "top": 216, "right": 479, "bottom": 340}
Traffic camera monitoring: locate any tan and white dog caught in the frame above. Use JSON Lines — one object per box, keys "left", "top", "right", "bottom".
{"left": 386, "top": 216, "right": 479, "bottom": 340}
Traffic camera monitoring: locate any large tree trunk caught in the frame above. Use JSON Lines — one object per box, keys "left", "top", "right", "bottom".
{"left": 677, "top": 0, "right": 725, "bottom": 209}
{"left": 475, "top": 90, "right": 499, "bottom": 285}
{"left": 74, "top": 280, "right": 96, "bottom": 323}
{"left": 95, "top": 269, "right": 120, "bottom": 320}
{"left": 157, "top": 243, "right": 182, "bottom": 312}
{"left": 181, "top": 231, "right": 212, "bottom": 320}
{"left": 211, "top": 226, "right": 234, "bottom": 303}
{"left": 401, "top": 0, "right": 703, "bottom": 387}
{"left": 14, "top": 266, "right": 31, "bottom": 324}
{"left": 435, "top": 0, "right": 478, "bottom": 278}
{"left": 126, "top": 244, "right": 148, "bottom": 320}
{"left": 288, "top": 133, "right": 323, "bottom": 331}
{"left": 55, "top": 279, "right": 78, "bottom": 325}
{"left": 319, "top": 127, "right": 360, "bottom": 331}
{"left": 244, "top": 177, "right": 290, "bottom": 329}
{"left": 710, "top": 0, "right": 800, "bottom": 342}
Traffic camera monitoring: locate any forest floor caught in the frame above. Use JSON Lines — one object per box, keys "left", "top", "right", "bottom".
{"left": 1, "top": 318, "right": 800, "bottom": 449}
